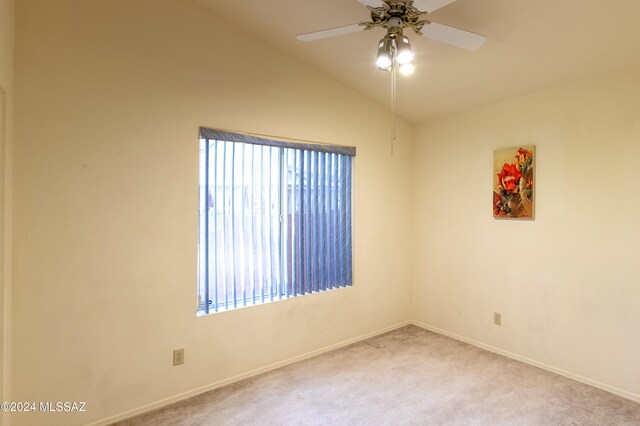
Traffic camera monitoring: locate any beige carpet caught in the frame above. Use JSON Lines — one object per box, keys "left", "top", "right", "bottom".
{"left": 116, "top": 326, "right": 640, "bottom": 425}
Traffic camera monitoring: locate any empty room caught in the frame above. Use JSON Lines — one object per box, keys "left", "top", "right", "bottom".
{"left": 1, "top": 0, "right": 639, "bottom": 425}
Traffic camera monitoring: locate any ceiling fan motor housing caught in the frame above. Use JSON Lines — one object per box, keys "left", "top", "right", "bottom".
{"left": 363, "top": 0, "right": 429, "bottom": 35}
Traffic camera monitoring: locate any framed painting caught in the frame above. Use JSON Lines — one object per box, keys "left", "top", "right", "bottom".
{"left": 493, "top": 145, "right": 535, "bottom": 219}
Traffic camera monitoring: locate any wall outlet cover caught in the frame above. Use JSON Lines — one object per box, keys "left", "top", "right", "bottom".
{"left": 173, "top": 349, "right": 185, "bottom": 366}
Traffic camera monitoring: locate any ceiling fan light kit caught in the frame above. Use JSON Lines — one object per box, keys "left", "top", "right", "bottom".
{"left": 374, "top": 20, "right": 415, "bottom": 73}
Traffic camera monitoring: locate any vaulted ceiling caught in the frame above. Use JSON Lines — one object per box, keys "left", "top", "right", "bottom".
{"left": 196, "top": 0, "right": 640, "bottom": 123}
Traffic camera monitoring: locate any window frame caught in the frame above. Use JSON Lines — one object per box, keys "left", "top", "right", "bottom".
{"left": 197, "top": 128, "right": 355, "bottom": 315}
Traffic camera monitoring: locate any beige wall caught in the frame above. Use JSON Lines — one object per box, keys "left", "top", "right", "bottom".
{"left": 411, "top": 68, "right": 640, "bottom": 401}
{"left": 0, "top": 0, "right": 14, "bottom": 411}
{"left": 12, "top": 0, "right": 412, "bottom": 424}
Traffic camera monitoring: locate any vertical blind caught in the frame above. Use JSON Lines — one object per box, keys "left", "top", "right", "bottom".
{"left": 198, "top": 128, "right": 355, "bottom": 314}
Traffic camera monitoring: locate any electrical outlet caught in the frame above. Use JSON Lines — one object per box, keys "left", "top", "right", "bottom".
{"left": 173, "top": 349, "right": 185, "bottom": 366}
{"left": 494, "top": 312, "right": 502, "bottom": 326}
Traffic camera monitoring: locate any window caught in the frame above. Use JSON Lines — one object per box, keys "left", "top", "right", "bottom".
{"left": 198, "top": 128, "right": 355, "bottom": 314}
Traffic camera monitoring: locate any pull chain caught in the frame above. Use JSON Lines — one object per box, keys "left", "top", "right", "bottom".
{"left": 391, "top": 50, "right": 397, "bottom": 157}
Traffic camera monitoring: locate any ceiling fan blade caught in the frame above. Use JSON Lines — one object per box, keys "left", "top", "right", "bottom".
{"left": 358, "top": 0, "right": 384, "bottom": 7}
{"left": 420, "top": 22, "right": 486, "bottom": 51}
{"left": 413, "top": 0, "right": 458, "bottom": 13}
{"left": 296, "top": 23, "right": 364, "bottom": 42}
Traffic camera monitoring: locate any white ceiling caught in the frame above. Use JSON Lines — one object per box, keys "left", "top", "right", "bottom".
{"left": 196, "top": 0, "right": 640, "bottom": 123}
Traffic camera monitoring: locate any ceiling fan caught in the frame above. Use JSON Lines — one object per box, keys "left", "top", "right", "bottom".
{"left": 297, "top": 0, "right": 486, "bottom": 74}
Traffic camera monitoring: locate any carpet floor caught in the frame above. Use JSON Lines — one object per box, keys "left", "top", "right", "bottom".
{"left": 116, "top": 325, "right": 640, "bottom": 425}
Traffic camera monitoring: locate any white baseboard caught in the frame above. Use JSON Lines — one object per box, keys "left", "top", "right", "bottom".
{"left": 411, "top": 320, "right": 640, "bottom": 404}
{"left": 87, "top": 320, "right": 412, "bottom": 426}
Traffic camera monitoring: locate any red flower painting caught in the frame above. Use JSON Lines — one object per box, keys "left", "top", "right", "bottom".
{"left": 493, "top": 146, "right": 534, "bottom": 218}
